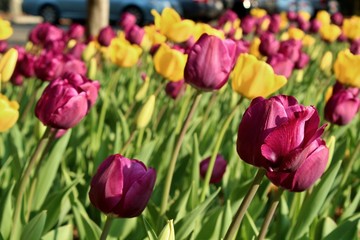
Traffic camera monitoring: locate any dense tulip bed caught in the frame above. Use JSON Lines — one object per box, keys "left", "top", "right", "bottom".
{"left": 0, "top": 7, "right": 360, "bottom": 240}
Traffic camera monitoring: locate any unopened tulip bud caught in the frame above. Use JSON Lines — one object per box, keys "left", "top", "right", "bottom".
{"left": 0, "top": 48, "right": 18, "bottom": 82}
{"left": 82, "top": 41, "right": 97, "bottom": 62}
{"left": 135, "top": 77, "right": 150, "bottom": 102}
{"left": 200, "top": 155, "right": 227, "bottom": 184}
{"left": 136, "top": 95, "right": 155, "bottom": 129}
{"left": 88, "top": 57, "right": 97, "bottom": 79}
{"left": 320, "top": 51, "right": 333, "bottom": 72}
{"left": 0, "top": 94, "right": 19, "bottom": 132}
{"left": 158, "top": 220, "right": 175, "bottom": 240}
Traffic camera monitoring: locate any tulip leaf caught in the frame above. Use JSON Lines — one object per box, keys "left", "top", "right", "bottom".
{"left": 220, "top": 200, "right": 232, "bottom": 239}
{"left": 0, "top": 183, "right": 14, "bottom": 239}
{"left": 339, "top": 187, "right": 360, "bottom": 222}
{"left": 41, "top": 224, "right": 73, "bottom": 240}
{"left": 133, "top": 139, "right": 157, "bottom": 165}
{"left": 323, "top": 215, "right": 360, "bottom": 240}
{"left": 175, "top": 188, "right": 220, "bottom": 239}
{"left": 142, "top": 216, "right": 157, "bottom": 240}
{"left": 72, "top": 199, "right": 101, "bottom": 240}
{"left": 195, "top": 207, "right": 222, "bottom": 240}
{"left": 190, "top": 134, "right": 200, "bottom": 209}
{"left": 20, "top": 211, "right": 47, "bottom": 240}
{"left": 289, "top": 161, "right": 342, "bottom": 239}
{"left": 32, "top": 130, "right": 71, "bottom": 210}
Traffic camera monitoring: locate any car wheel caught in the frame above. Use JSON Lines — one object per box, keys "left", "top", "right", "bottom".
{"left": 123, "top": 6, "right": 144, "bottom": 26}
{"left": 39, "top": 5, "right": 59, "bottom": 24}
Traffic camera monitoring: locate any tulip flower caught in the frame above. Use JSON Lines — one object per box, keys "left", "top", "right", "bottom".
{"left": 324, "top": 82, "right": 360, "bottom": 125}
{"left": 119, "top": 12, "right": 137, "bottom": 32}
{"left": 334, "top": 49, "right": 360, "bottom": 88}
{"left": 231, "top": 54, "right": 287, "bottom": 99}
{"left": 316, "top": 10, "right": 331, "bottom": 26}
{"left": 266, "top": 138, "right": 328, "bottom": 192}
{"left": 158, "top": 220, "right": 175, "bottom": 240}
{"left": 35, "top": 72, "right": 100, "bottom": 129}
{"left": 0, "top": 48, "right": 18, "bottom": 82}
{"left": 250, "top": 8, "right": 267, "bottom": 18}
{"left": 0, "top": 40, "right": 7, "bottom": 53}
{"left": 125, "top": 25, "right": 145, "bottom": 46}
{"left": 29, "top": 23, "right": 64, "bottom": 46}
{"left": 278, "top": 39, "right": 302, "bottom": 63}
{"left": 249, "top": 37, "right": 261, "bottom": 58}
{"left": 287, "top": 11, "right": 297, "bottom": 21}
{"left": 288, "top": 27, "right": 305, "bottom": 40}
{"left": 350, "top": 39, "right": 360, "bottom": 55}
{"left": 89, "top": 154, "right": 156, "bottom": 218}
{"left": 153, "top": 43, "right": 187, "bottom": 82}
{"left": 144, "top": 25, "right": 167, "bottom": 46}
{"left": 302, "top": 35, "right": 316, "bottom": 47}
{"left": 297, "top": 16, "right": 310, "bottom": 32}
{"left": 268, "top": 14, "right": 281, "bottom": 33}
{"left": 237, "top": 95, "right": 327, "bottom": 172}
{"left": 241, "top": 15, "right": 257, "bottom": 35}
{"left": 192, "top": 23, "right": 225, "bottom": 42}
{"left": 267, "top": 53, "right": 294, "bottom": 78}
{"left": 295, "top": 52, "right": 310, "bottom": 69}
{"left": 34, "top": 51, "right": 64, "bottom": 81}
{"left": 97, "top": 26, "right": 116, "bottom": 47}
{"left": 152, "top": 7, "right": 195, "bottom": 43}
{"left": 184, "top": 34, "right": 236, "bottom": 91}
{"left": 310, "top": 19, "right": 321, "bottom": 33}
{"left": 320, "top": 51, "right": 333, "bottom": 71}
{"left": 217, "top": 10, "right": 238, "bottom": 29}
{"left": 0, "top": 18, "right": 13, "bottom": 40}
{"left": 62, "top": 56, "right": 87, "bottom": 75}
{"left": 67, "top": 23, "right": 85, "bottom": 41}
{"left": 320, "top": 24, "right": 341, "bottom": 43}
{"left": 19, "top": 53, "right": 35, "bottom": 78}
{"left": 331, "top": 12, "right": 344, "bottom": 26}
{"left": 259, "top": 33, "right": 279, "bottom": 57}
{"left": 200, "top": 154, "right": 227, "bottom": 184}
{"left": 165, "top": 80, "right": 186, "bottom": 100}
{"left": 0, "top": 94, "right": 19, "bottom": 132}
{"left": 109, "top": 38, "right": 142, "bottom": 68}
{"left": 11, "top": 72, "right": 23, "bottom": 86}
{"left": 342, "top": 16, "right": 360, "bottom": 41}
{"left": 136, "top": 95, "right": 156, "bottom": 129}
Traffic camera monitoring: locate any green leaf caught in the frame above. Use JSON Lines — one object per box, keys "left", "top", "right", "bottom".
{"left": 72, "top": 200, "right": 101, "bottom": 240}
{"left": 0, "top": 183, "right": 15, "bottom": 239}
{"left": 220, "top": 200, "right": 232, "bottom": 239}
{"left": 133, "top": 140, "right": 157, "bottom": 165}
{"left": 323, "top": 215, "right": 360, "bottom": 240}
{"left": 289, "top": 161, "right": 342, "bottom": 239}
{"left": 339, "top": 187, "right": 360, "bottom": 222}
{"left": 176, "top": 188, "right": 221, "bottom": 239}
{"left": 142, "top": 216, "right": 157, "bottom": 240}
{"left": 32, "top": 130, "right": 72, "bottom": 210}
{"left": 20, "top": 211, "right": 47, "bottom": 240}
{"left": 315, "top": 217, "right": 337, "bottom": 239}
{"left": 190, "top": 134, "right": 200, "bottom": 209}
{"left": 41, "top": 224, "right": 73, "bottom": 240}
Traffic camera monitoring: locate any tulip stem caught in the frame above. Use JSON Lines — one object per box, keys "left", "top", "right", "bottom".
{"left": 257, "top": 188, "right": 284, "bottom": 240}
{"left": 120, "top": 130, "right": 136, "bottom": 153}
{"left": 11, "top": 127, "right": 54, "bottom": 240}
{"left": 160, "top": 92, "right": 202, "bottom": 216}
{"left": 339, "top": 142, "right": 360, "bottom": 188}
{"left": 200, "top": 97, "right": 244, "bottom": 202}
{"left": 100, "top": 216, "right": 113, "bottom": 240}
{"left": 224, "top": 168, "right": 266, "bottom": 240}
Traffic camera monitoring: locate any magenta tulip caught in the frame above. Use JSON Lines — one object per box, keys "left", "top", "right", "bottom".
{"left": 165, "top": 80, "right": 187, "bottom": 100}
{"left": 259, "top": 32, "right": 279, "bottom": 57}
{"left": 63, "top": 55, "right": 87, "bottom": 75}
{"left": 119, "top": 12, "right": 137, "bottom": 32}
{"left": 184, "top": 34, "right": 236, "bottom": 91}
{"left": 97, "top": 26, "right": 116, "bottom": 47}
{"left": 218, "top": 10, "right": 238, "bottom": 28}
{"left": 237, "top": 95, "right": 327, "bottom": 172}
{"left": 350, "top": 39, "right": 360, "bottom": 55}
{"left": 295, "top": 52, "right": 310, "bottom": 69}
{"left": 34, "top": 51, "right": 64, "bottom": 81}
{"left": 279, "top": 39, "right": 302, "bottom": 63}
{"left": 310, "top": 19, "right": 321, "bottom": 33}
{"left": 325, "top": 82, "right": 360, "bottom": 125}
{"left": 19, "top": 53, "right": 36, "bottom": 78}
{"left": 331, "top": 12, "right": 344, "bottom": 26}
{"left": 125, "top": 25, "right": 145, "bottom": 45}
{"left": 67, "top": 23, "right": 85, "bottom": 41}
{"left": 200, "top": 154, "right": 227, "bottom": 184}
{"left": 35, "top": 72, "right": 100, "bottom": 129}
{"left": 267, "top": 53, "right": 294, "bottom": 78}
{"left": 287, "top": 11, "right": 297, "bottom": 21}
{"left": 241, "top": 15, "right": 257, "bottom": 35}
{"left": 89, "top": 154, "right": 156, "bottom": 218}
{"left": 268, "top": 14, "right": 281, "bottom": 33}
{"left": 0, "top": 40, "right": 7, "bottom": 53}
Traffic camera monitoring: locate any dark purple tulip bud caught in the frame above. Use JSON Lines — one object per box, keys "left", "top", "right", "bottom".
{"left": 11, "top": 71, "right": 24, "bottom": 86}
{"left": 297, "top": 16, "right": 310, "bottom": 32}
{"left": 97, "top": 26, "right": 116, "bottom": 47}
{"left": 67, "top": 24, "right": 85, "bottom": 41}
{"left": 125, "top": 25, "right": 145, "bottom": 45}
{"left": 267, "top": 53, "right": 294, "bottom": 78}
{"left": 149, "top": 44, "right": 160, "bottom": 56}
{"left": 266, "top": 138, "right": 328, "bottom": 192}
{"left": 350, "top": 39, "right": 360, "bottom": 55}
{"left": 324, "top": 82, "right": 360, "bottom": 125}
{"left": 200, "top": 154, "right": 227, "bottom": 184}
{"left": 14, "top": 45, "right": 26, "bottom": 62}
{"left": 68, "top": 42, "right": 86, "bottom": 59}
{"left": 259, "top": 32, "right": 279, "bottom": 57}
{"left": 165, "top": 80, "right": 187, "bottom": 100}
{"left": 295, "top": 52, "right": 310, "bottom": 69}
{"left": 30, "top": 23, "right": 64, "bottom": 46}
{"left": 119, "top": 12, "right": 137, "bottom": 33}
{"left": 287, "top": 11, "right": 298, "bottom": 21}
{"left": 184, "top": 34, "right": 236, "bottom": 91}
{"left": 63, "top": 56, "right": 87, "bottom": 75}
{"left": 268, "top": 14, "right": 281, "bottom": 33}
{"left": 337, "top": 32, "right": 347, "bottom": 42}
{"left": 34, "top": 51, "right": 64, "bottom": 81}
{"left": 19, "top": 53, "right": 36, "bottom": 78}
{"left": 279, "top": 39, "right": 302, "bottom": 63}
{"left": 89, "top": 154, "right": 156, "bottom": 218}
{"left": 44, "top": 40, "right": 66, "bottom": 54}
{"left": 217, "top": 10, "right": 238, "bottom": 28}
{"left": 331, "top": 12, "right": 344, "bottom": 26}
{"left": 241, "top": 15, "right": 257, "bottom": 34}
{"left": 35, "top": 72, "right": 100, "bottom": 129}
{"left": 0, "top": 40, "right": 8, "bottom": 53}
{"left": 310, "top": 19, "right": 321, "bottom": 33}
{"left": 237, "top": 95, "right": 327, "bottom": 172}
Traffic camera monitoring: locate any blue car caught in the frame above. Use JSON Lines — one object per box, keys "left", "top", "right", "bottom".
{"left": 22, "top": 0, "right": 183, "bottom": 25}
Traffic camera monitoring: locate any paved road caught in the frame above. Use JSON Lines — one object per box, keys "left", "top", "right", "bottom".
{"left": 8, "top": 23, "right": 35, "bottom": 46}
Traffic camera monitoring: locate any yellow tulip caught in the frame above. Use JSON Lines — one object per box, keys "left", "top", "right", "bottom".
{"left": 324, "top": 86, "right": 333, "bottom": 103}
{"left": 0, "top": 18, "right": 13, "bottom": 40}
{"left": 87, "top": 57, "right": 97, "bottom": 79}
{"left": 135, "top": 76, "right": 150, "bottom": 102}
{"left": 280, "top": 12, "right": 288, "bottom": 30}
{"left": 153, "top": 43, "right": 187, "bottom": 82}
{"left": 82, "top": 41, "right": 98, "bottom": 62}
{"left": 193, "top": 22, "right": 224, "bottom": 41}
{"left": 0, "top": 48, "right": 18, "bottom": 82}
{"left": 319, "top": 24, "right": 341, "bottom": 42}
{"left": 334, "top": 49, "right": 360, "bottom": 88}
{"left": 342, "top": 16, "right": 360, "bottom": 41}
{"left": 249, "top": 37, "right": 261, "bottom": 58}
{"left": 302, "top": 34, "right": 316, "bottom": 47}
{"left": 288, "top": 27, "right": 305, "bottom": 40}
{"left": 151, "top": 7, "right": 195, "bottom": 43}
{"left": 298, "top": 11, "right": 311, "bottom": 21}
{"left": 136, "top": 94, "right": 156, "bottom": 129}
{"left": 144, "top": 25, "right": 167, "bottom": 46}
{"left": 109, "top": 38, "right": 142, "bottom": 68}
{"left": 0, "top": 94, "right": 19, "bottom": 132}
{"left": 320, "top": 51, "right": 333, "bottom": 71}
{"left": 250, "top": 8, "right": 267, "bottom": 18}
{"left": 260, "top": 17, "right": 270, "bottom": 31}
{"left": 231, "top": 54, "right": 287, "bottom": 99}
{"left": 316, "top": 10, "right": 331, "bottom": 26}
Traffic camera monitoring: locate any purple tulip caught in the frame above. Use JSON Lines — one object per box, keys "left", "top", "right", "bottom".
{"left": 266, "top": 138, "right": 328, "bottom": 192}
{"left": 19, "top": 53, "right": 36, "bottom": 78}
{"left": 331, "top": 12, "right": 344, "bottom": 26}
{"left": 0, "top": 40, "right": 7, "bottom": 53}
{"left": 237, "top": 95, "right": 327, "bottom": 172}
{"left": 350, "top": 39, "right": 360, "bottom": 55}
{"left": 337, "top": 32, "right": 347, "bottom": 42}
{"left": 63, "top": 55, "right": 87, "bottom": 75}
{"left": 297, "top": 16, "right": 310, "bottom": 32}
{"left": 234, "top": 40, "right": 250, "bottom": 55}
{"left": 89, "top": 154, "right": 156, "bottom": 218}
{"left": 184, "top": 34, "right": 236, "bottom": 91}
{"left": 259, "top": 32, "right": 279, "bottom": 57}
{"left": 241, "top": 15, "right": 257, "bottom": 35}
{"left": 119, "top": 12, "right": 137, "bottom": 33}
{"left": 125, "top": 25, "right": 145, "bottom": 45}
{"left": 218, "top": 10, "right": 238, "bottom": 28}
{"left": 295, "top": 52, "right": 310, "bottom": 69}
{"left": 68, "top": 42, "right": 86, "bottom": 59}
{"left": 97, "top": 26, "right": 116, "bottom": 47}
{"left": 324, "top": 82, "right": 360, "bottom": 125}
{"left": 11, "top": 72, "right": 24, "bottom": 86}
{"left": 268, "top": 14, "right": 281, "bottom": 33}
{"left": 29, "top": 23, "right": 64, "bottom": 46}
{"left": 279, "top": 39, "right": 302, "bottom": 63}
{"left": 267, "top": 53, "right": 294, "bottom": 78}
{"left": 200, "top": 154, "right": 227, "bottom": 184}
{"left": 34, "top": 51, "right": 64, "bottom": 81}
{"left": 165, "top": 80, "right": 187, "bottom": 100}
{"left": 310, "top": 19, "right": 321, "bottom": 33}
{"left": 287, "top": 11, "right": 298, "bottom": 21}
{"left": 35, "top": 72, "right": 100, "bottom": 129}
{"left": 67, "top": 23, "right": 85, "bottom": 41}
